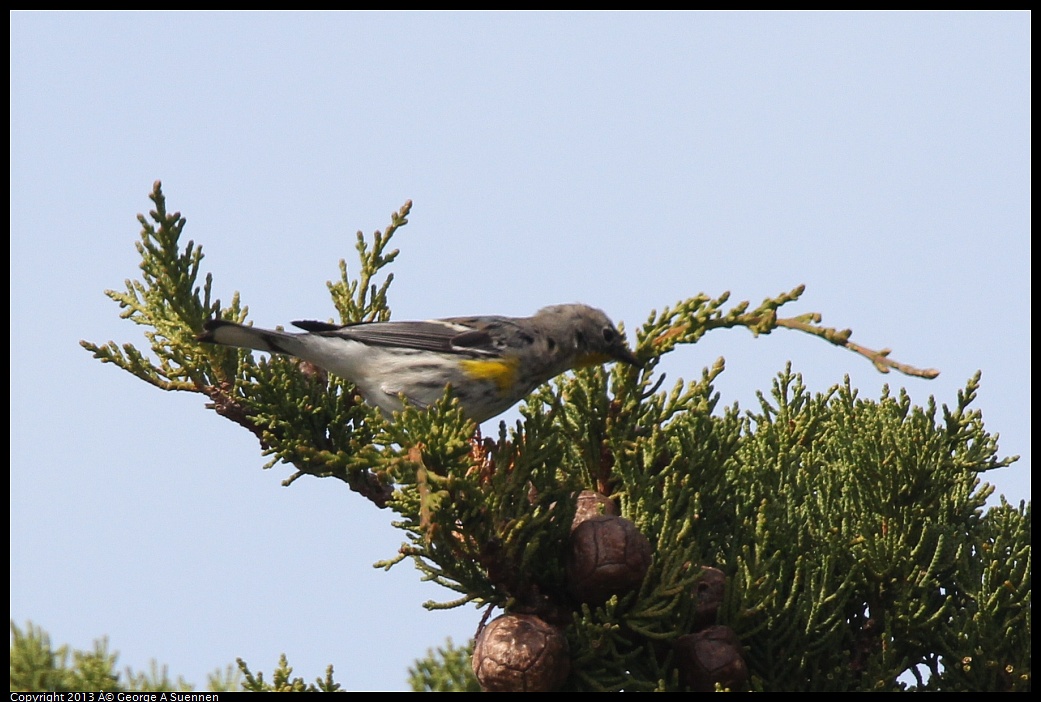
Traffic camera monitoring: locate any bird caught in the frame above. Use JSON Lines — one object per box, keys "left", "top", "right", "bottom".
{"left": 197, "top": 304, "right": 641, "bottom": 423}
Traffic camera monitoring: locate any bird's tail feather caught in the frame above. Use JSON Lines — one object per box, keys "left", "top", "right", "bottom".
{"left": 196, "top": 320, "right": 297, "bottom": 356}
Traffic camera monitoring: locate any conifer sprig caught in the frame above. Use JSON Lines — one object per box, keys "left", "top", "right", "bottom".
{"left": 77, "top": 184, "right": 1027, "bottom": 691}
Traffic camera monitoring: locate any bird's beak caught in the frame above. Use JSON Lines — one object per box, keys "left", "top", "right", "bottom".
{"left": 613, "top": 346, "right": 642, "bottom": 368}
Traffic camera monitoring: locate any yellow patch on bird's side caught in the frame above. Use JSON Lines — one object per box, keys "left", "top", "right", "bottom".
{"left": 459, "top": 357, "right": 520, "bottom": 394}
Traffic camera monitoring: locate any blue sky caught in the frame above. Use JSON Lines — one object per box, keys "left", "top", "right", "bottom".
{"left": 10, "top": 12, "right": 1030, "bottom": 691}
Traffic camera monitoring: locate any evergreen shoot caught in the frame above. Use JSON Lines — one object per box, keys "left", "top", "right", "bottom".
{"left": 67, "top": 183, "right": 1028, "bottom": 691}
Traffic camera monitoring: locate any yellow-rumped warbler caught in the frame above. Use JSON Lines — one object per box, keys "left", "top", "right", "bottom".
{"left": 197, "top": 304, "right": 640, "bottom": 423}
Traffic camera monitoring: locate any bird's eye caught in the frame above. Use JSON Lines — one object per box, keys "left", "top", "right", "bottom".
{"left": 602, "top": 327, "right": 618, "bottom": 343}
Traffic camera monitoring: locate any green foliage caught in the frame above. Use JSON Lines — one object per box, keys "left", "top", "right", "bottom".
{"left": 9, "top": 621, "right": 209, "bottom": 692}
{"left": 71, "top": 183, "right": 1030, "bottom": 691}
{"left": 237, "top": 655, "right": 342, "bottom": 692}
{"left": 719, "top": 374, "right": 1026, "bottom": 691}
{"left": 408, "top": 639, "right": 481, "bottom": 692}
{"left": 8, "top": 622, "right": 341, "bottom": 693}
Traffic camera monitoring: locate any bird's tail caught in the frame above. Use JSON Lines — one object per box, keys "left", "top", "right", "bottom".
{"left": 196, "top": 320, "right": 299, "bottom": 356}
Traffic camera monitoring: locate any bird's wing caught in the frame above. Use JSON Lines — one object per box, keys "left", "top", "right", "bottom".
{"left": 291, "top": 318, "right": 505, "bottom": 356}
